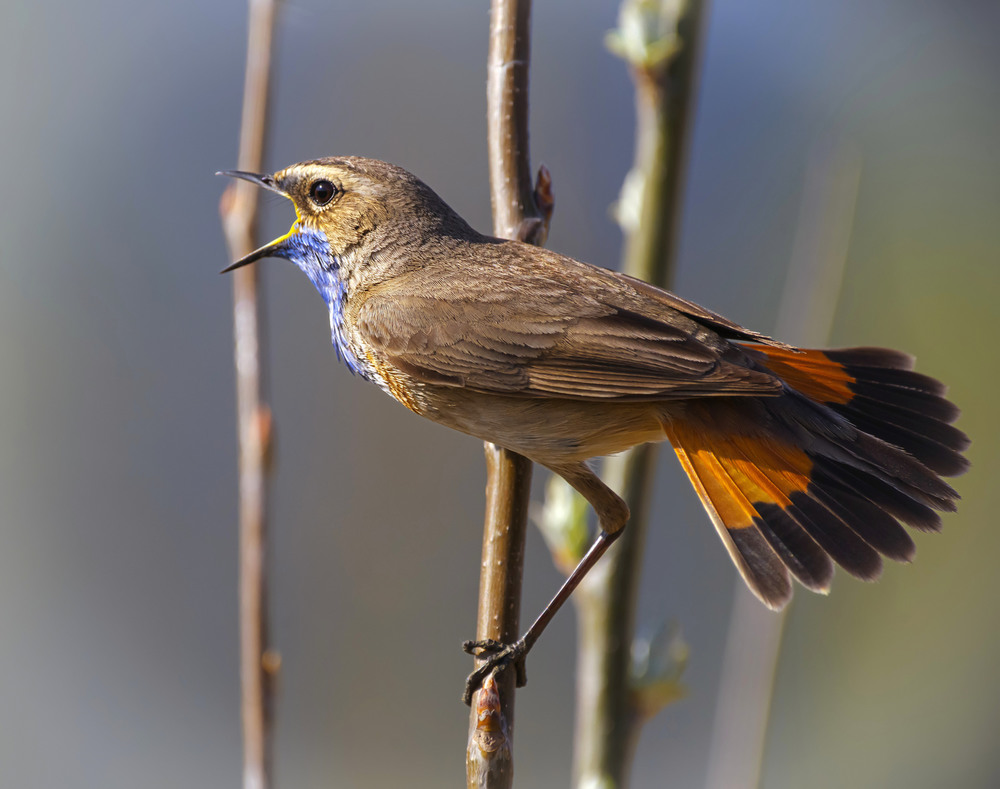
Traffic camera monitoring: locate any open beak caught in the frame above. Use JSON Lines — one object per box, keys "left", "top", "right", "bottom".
{"left": 217, "top": 169, "right": 286, "bottom": 196}
{"left": 219, "top": 236, "right": 290, "bottom": 273}
{"left": 217, "top": 170, "right": 296, "bottom": 272}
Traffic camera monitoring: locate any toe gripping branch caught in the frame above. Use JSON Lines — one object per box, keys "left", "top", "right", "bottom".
{"left": 462, "top": 639, "right": 529, "bottom": 706}
{"left": 461, "top": 529, "right": 620, "bottom": 705}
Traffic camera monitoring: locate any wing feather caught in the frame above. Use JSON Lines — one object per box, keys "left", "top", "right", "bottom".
{"left": 353, "top": 244, "right": 782, "bottom": 401}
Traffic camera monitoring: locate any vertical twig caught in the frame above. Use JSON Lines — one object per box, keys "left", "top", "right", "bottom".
{"left": 468, "top": 445, "right": 530, "bottom": 789}
{"left": 704, "top": 139, "right": 861, "bottom": 789}
{"left": 486, "top": 0, "right": 542, "bottom": 242}
{"left": 219, "top": 2, "right": 280, "bottom": 788}
{"left": 570, "top": 2, "right": 707, "bottom": 786}
{"left": 467, "top": 2, "right": 546, "bottom": 787}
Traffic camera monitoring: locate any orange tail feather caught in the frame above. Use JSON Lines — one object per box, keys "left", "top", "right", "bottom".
{"left": 664, "top": 346, "right": 967, "bottom": 608}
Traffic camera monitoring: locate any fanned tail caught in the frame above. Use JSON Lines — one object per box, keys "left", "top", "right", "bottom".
{"left": 664, "top": 346, "right": 969, "bottom": 609}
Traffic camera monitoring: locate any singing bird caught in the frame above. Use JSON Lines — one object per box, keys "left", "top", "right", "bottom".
{"left": 220, "top": 157, "right": 968, "bottom": 702}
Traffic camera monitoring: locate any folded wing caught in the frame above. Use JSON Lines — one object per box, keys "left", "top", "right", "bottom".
{"left": 355, "top": 245, "right": 782, "bottom": 401}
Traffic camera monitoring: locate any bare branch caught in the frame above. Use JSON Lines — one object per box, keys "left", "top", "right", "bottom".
{"left": 571, "top": 2, "right": 708, "bottom": 786}
{"left": 218, "top": 2, "right": 280, "bottom": 787}
{"left": 467, "top": 2, "right": 546, "bottom": 786}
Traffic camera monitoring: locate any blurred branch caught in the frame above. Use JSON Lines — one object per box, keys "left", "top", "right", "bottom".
{"left": 467, "top": 1, "right": 547, "bottom": 787}
{"left": 704, "top": 137, "right": 861, "bottom": 789}
{"left": 564, "top": 1, "right": 707, "bottom": 786}
{"left": 218, "top": 2, "right": 280, "bottom": 788}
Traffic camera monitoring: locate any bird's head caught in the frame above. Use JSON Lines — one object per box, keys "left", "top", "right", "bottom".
{"left": 219, "top": 157, "right": 475, "bottom": 300}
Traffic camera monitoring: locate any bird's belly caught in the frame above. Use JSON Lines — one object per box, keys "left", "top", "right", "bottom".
{"left": 416, "top": 387, "right": 669, "bottom": 465}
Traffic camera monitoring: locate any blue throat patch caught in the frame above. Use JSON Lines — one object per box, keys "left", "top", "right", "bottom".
{"left": 279, "top": 228, "right": 369, "bottom": 379}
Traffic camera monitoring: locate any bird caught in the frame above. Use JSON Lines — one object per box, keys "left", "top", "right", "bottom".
{"left": 219, "top": 156, "right": 968, "bottom": 703}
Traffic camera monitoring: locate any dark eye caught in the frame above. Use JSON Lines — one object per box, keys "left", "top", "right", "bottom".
{"left": 309, "top": 179, "right": 337, "bottom": 206}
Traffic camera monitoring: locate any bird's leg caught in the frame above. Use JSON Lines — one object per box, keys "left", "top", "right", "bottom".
{"left": 463, "top": 462, "right": 630, "bottom": 705}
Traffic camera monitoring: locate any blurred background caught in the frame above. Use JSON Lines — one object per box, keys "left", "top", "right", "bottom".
{"left": 1, "top": 0, "right": 997, "bottom": 786}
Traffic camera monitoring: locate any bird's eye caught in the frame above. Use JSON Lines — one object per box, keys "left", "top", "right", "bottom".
{"left": 309, "top": 179, "right": 338, "bottom": 206}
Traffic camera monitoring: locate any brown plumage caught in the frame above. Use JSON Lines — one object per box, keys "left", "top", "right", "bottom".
{"left": 221, "top": 157, "right": 969, "bottom": 700}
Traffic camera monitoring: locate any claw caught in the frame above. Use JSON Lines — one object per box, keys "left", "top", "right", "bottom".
{"left": 462, "top": 638, "right": 529, "bottom": 705}
{"left": 463, "top": 638, "right": 505, "bottom": 656}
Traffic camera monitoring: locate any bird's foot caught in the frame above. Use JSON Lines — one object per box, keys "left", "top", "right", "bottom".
{"left": 462, "top": 638, "right": 528, "bottom": 706}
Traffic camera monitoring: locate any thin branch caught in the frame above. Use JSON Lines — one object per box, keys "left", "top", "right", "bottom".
{"left": 219, "top": 2, "right": 280, "bottom": 788}
{"left": 467, "top": 444, "right": 531, "bottom": 789}
{"left": 467, "top": 1, "right": 546, "bottom": 787}
{"left": 571, "top": 2, "right": 707, "bottom": 786}
{"left": 486, "top": 0, "right": 542, "bottom": 242}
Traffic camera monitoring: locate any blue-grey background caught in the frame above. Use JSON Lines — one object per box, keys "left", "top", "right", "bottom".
{"left": 1, "top": 1, "right": 997, "bottom": 787}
